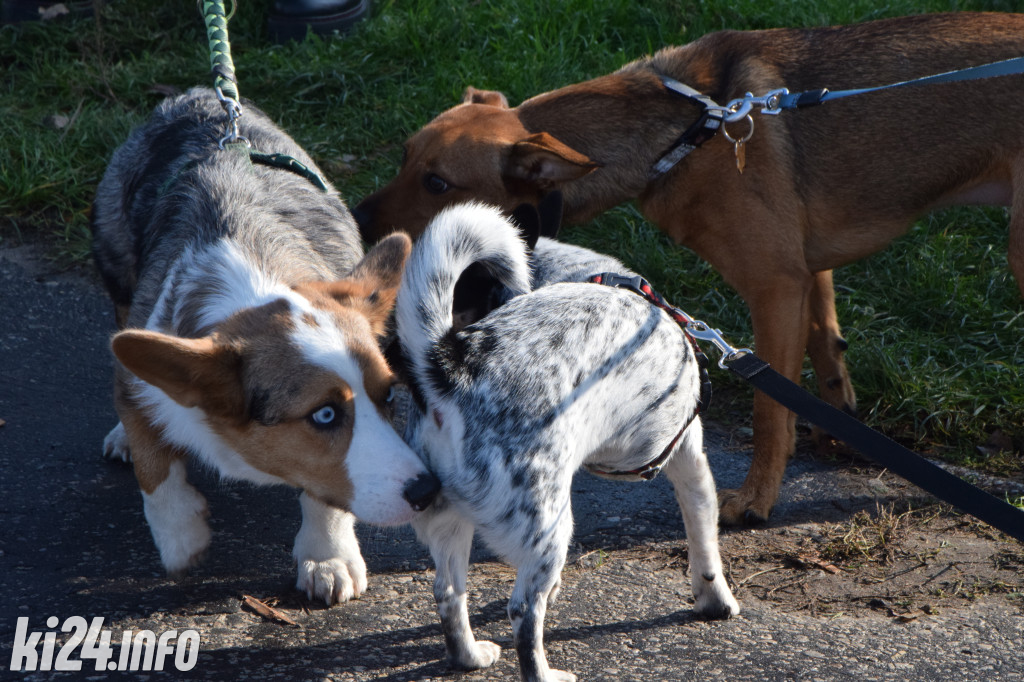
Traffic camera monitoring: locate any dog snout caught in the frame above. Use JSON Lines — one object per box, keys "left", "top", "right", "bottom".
{"left": 352, "top": 201, "right": 375, "bottom": 240}
{"left": 403, "top": 472, "right": 441, "bottom": 511}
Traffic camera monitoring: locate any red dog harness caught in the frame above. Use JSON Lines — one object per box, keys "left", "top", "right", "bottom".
{"left": 584, "top": 273, "right": 712, "bottom": 481}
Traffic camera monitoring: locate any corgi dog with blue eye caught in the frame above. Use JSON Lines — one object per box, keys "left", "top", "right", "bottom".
{"left": 91, "top": 88, "right": 439, "bottom": 604}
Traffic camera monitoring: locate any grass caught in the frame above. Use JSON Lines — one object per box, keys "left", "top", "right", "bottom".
{"left": 1, "top": 0, "right": 1021, "bottom": 475}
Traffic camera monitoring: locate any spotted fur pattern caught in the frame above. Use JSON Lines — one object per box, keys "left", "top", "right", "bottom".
{"left": 397, "top": 203, "right": 739, "bottom": 681}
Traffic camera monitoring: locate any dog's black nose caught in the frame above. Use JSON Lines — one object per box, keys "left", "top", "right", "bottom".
{"left": 403, "top": 472, "right": 441, "bottom": 511}
{"left": 351, "top": 204, "right": 372, "bottom": 237}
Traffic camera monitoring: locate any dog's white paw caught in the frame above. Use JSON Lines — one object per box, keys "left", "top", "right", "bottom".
{"left": 160, "top": 526, "right": 211, "bottom": 579}
{"left": 102, "top": 422, "right": 132, "bottom": 462}
{"left": 546, "top": 670, "right": 577, "bottom": 682}
{"left": 142, "top": 462, "right": 212, "bottom": 578}
{"left": 296, "top": 555, "right": 368, "bottom": 605}
{"left": 693, "top": 573, "right": 740, "bottom": 620}
{"left": 453, "top": 640, "right": 502, "bottom": 670}
{"left": 293, "top": 493, "right": 368, "bottom": 605}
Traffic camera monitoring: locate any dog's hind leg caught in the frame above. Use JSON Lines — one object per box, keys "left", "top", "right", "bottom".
{"left": 415, "top": 506, "right": 502, "bottom": 671}
{"left": 506, "top": 502, "right": 575, "bottom": 682}
{"left": 102, "top": 421, "right": 132, "bottom": 462}
{"left": 662, "top": 425, "right": 740, "bottom": 620}
{"left": 293, "top": 492, "right": 367, "bottom": 605}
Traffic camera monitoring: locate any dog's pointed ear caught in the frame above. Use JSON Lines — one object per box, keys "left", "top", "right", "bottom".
{"left": 505, "top": 133, "right": 599, "bottom": 191}
{"left": 463, "top": 86, "right": 509, "bottom": 108}
{"left": 112, "top": 331, "right": 244, "bottom": 417}
{"left": 349, "top": 232, "right": 413, "bottom": 292}
{"left": 321, "top": 233, "right": 413, "bottom": 337}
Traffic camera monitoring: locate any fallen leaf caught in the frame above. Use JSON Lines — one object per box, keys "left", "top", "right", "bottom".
{"left": 894, "top": 610, "right": 925, "bottom": 623}
{"left": 793, "top": 554, "right": 841, "bottom": 574}
{"left": 241, "top": 594, "right": 299, "bottom": 627}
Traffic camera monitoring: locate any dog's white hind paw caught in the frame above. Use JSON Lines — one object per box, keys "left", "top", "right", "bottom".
{"left": 453, "top": 640, "right": 502, "bottom": 670}
{"left": 102, "top": 422, "right": 132, "bottom": 462}
{"left": 296, "top": 556, "right": 368, "bottom": 605}
{"left": 694, "top": 574, "right": 740, "bottom": 620}
{"left": 546, "top": 670, "right": 577, "bottom": 682}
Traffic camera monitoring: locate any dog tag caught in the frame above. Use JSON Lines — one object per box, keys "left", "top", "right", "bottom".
{"left": 722, "top": 114, "right": 753, "bottom": 175}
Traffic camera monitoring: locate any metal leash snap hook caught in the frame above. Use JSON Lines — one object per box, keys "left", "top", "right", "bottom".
{"left": 759, "top": 88, "right": 790, "bottom": 114}
{"left": 684, "top": 321, "right": 752, "bottom": 369}
{"left": 722, "top": 88, "right": 790, "bottom": 121}
{"left": 214, "top": 86, "right": 249, "bottom": 149}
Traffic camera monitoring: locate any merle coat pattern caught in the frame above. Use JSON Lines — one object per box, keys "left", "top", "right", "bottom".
{"left": 396, "top": 203, "right": 738, "bottom": 682}
{"left": 91, "top": 88, "right": 434, "bottom": 604}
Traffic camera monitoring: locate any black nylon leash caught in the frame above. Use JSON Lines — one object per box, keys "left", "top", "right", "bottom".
{"left": 728, "top": 353, "right": 1024, "bottom": 544}
{"left": 593, "top": 273, "right": 1024, "bottom": 544}
{"left": 771, "top": 55, "right": 1024, "bottom": 111}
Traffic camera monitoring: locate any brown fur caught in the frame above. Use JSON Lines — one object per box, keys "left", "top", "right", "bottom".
{"left": 354, "top": 13, "right": 1024, "bottom": 525}
{"left": 112, "top": 234, "right": 412, "bottom": 511}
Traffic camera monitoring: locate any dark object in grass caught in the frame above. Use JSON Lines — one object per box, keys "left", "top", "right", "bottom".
{"left": 267, "top": 0, "right": 369, "bottom": 43}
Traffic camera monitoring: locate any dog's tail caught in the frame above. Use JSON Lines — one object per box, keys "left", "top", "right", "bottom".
{"left": 396, "top": 202, "right": 531, "bottom": 396}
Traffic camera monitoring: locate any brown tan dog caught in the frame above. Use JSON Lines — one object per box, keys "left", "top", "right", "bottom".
{"left": 354, "top": 12, "right": 1024, "bottom": 526}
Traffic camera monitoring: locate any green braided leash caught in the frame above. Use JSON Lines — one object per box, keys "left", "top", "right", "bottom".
{"left": 195, "top": 0, "right": 329, "bottom": 192}
{"left": 201, "top": 0, "right": 246, "bottom": 146}
{"left": 202, "top": 0, "right": 239, "bottom": 101}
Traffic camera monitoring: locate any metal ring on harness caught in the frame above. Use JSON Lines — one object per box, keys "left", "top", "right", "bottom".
{"left": 721, "top": 114, "right": 754, "bottom": 145}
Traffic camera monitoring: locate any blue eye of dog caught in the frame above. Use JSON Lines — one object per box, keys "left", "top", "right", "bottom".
{"left": 385, "top": 385, "right": 396, "bottom": 404}
{"left": 423, "top": 174, "right": 449, "bottom": 194}
{"left": 309, "top": 404, "right": 339, "bottom": 428}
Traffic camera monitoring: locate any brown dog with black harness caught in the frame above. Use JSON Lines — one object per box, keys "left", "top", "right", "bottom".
{"left": 354, "top": 12, "right": 1024, "bottom": 526}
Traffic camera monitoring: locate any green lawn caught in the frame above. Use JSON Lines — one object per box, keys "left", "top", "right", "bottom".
{"left": 1, "top": 0, "right": 1021, "bottom": 474}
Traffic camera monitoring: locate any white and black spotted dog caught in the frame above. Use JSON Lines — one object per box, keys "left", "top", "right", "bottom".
{"left": 91, "top": 87, "right": 439, "bottom": 604}
{"left": 394, "top": 201, "right": 739, "bottom": 682}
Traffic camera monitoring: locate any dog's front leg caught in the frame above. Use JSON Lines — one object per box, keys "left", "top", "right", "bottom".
{"left": 119, "top": 405, "right": 211, "bottom": 577}
{"left": 719, "top": 271, "right": 813, "bottom": 525}
{"left": 414, "top": 507, "right": 501, "bottom": 671}
{"left": 508, "top": 553, "right": 574, "bottom": 682}
{"left": 293, "top": 492, "right": 367, "bottom": 605}
{"left": 806, "top": 269, "right": 857, "bottom": 424}
{"left": 661, "top": 426, "right": 739, "bottom": 619}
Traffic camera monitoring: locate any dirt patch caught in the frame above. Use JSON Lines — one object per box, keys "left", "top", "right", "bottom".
{"left": 556, "top": 496, "right": 1024, "bottom": 627}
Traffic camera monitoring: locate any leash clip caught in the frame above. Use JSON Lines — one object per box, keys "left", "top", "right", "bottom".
{"left": 718, "top": 88, "right": 790, "bottom": 122}
{"left": 215, "top": 86, "right": 249, "bottom": 149}
{"left": 684, "top": 320, "right": 752, "bottom": 369}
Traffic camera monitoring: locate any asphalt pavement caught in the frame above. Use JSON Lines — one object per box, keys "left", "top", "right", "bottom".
{"left": 1, "top": 240, "right": 1022, "bottom": 681}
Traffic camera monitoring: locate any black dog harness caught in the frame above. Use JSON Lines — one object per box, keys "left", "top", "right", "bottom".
{"left": 649, "top": 76, "right": 726, "bottom": 179}
{"left": 584, "top": 272, "right": 713, "bottom": 481}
